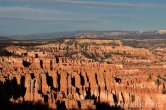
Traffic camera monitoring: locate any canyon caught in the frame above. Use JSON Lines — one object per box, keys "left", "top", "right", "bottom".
{"left": 0, "top": 39, "right": 166, "bottom": 110}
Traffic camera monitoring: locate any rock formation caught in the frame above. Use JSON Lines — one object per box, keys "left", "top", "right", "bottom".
{"left": 0, "top": 39, "right": 166, "bottom": 110}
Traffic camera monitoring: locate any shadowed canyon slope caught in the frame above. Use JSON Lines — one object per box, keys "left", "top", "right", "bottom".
{"left": 0, "top": 39, "right": 166, "bottom": 110}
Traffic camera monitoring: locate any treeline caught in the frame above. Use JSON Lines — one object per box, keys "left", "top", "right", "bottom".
{"left": 123, "top": 39, "right": 166, "bottom": 49}
{"left": 0, "top": 44, "right": 15, "bottom": 56}
{"left": 0, "top": 40, "right": 45, "bottom": 47}
{"left": 0, "top": 48, "right": 13, "bottom": 56}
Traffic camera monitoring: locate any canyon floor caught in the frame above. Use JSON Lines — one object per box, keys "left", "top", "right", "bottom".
{"left": 0, "top": 39, "right": 166, "bottom": 110}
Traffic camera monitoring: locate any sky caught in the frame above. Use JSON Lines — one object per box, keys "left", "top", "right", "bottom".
{"left": 0, "top": 0, "right": 166, "bottom": 35}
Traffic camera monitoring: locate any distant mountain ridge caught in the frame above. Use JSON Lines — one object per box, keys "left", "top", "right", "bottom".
{"left": 1, "top": 30, "right": 166, "bottom": 40}
{"left": 0, "top": 36, "right": 13, "bottom": 40}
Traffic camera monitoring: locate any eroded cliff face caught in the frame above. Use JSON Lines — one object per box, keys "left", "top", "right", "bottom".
{"left": 0, "top": 39, "right": 166, "bottom": 110}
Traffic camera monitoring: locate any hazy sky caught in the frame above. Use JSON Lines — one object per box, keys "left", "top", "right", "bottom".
{"left": 0, "top": 0, "right": 166, "bottom": 35}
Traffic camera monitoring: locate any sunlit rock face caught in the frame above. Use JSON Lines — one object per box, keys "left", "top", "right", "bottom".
{"left": 159, "top": 30, "right": 166, "bottom": 34}
{"left": 0, "top": 39, "right": 166, "bottom": 110}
